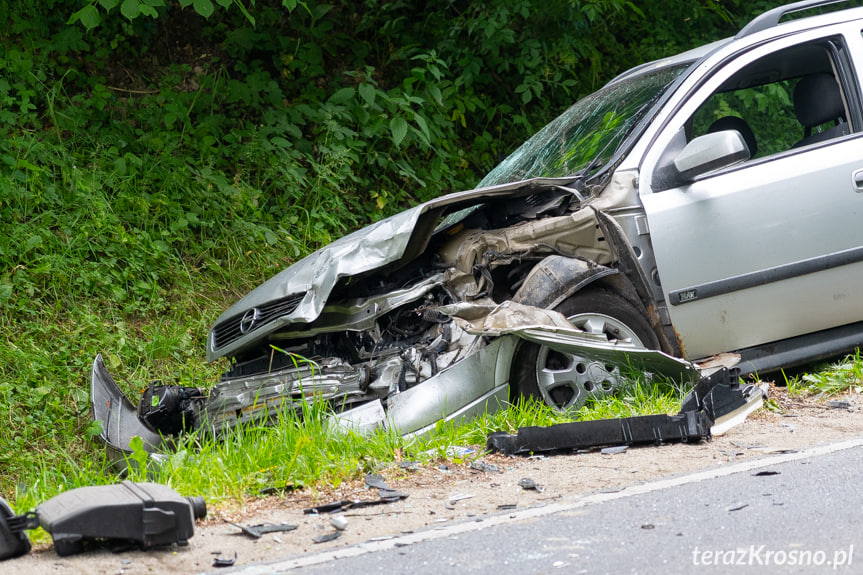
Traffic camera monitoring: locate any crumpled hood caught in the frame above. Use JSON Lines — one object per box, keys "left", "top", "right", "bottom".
{"left": 207, "top": 179, "right": 569, "bottom": 361}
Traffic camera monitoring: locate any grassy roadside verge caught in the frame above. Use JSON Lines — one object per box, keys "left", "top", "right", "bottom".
{"left": 7, "top": 363, "right": 688, "bottom": 520}
{"left": 5, "top": 292, "right": 861, "bottom": 548}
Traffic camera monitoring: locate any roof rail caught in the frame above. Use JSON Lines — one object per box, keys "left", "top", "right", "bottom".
{"left": 736, "top": 0, "right": 848, "bottom": 39}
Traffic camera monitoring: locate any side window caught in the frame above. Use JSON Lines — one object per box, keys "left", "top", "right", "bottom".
{"left": 688, "top": 40, "right": 851, "bottom": 160}
{"left": 690, "top": 80, "right": 796, "bottom": 158}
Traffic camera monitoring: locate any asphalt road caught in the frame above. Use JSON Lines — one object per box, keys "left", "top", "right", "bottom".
{"left": 222, "top": 439, "right": 863, "bottom": 575}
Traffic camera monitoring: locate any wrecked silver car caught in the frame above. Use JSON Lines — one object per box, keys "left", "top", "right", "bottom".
{"left": 94, "top": 1, "right": 863, "bottom": 457}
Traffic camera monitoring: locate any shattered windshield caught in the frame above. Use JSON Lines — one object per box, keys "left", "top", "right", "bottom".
{"left": 479, "top": 63, "right": 690, "bottom": 187}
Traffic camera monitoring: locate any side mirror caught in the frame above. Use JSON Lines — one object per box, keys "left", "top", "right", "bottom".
{"left": 672, "top": 130, "right": 750, "bottom": 183}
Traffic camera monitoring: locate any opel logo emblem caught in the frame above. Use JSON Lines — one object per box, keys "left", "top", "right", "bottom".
{"left": 240, "top": 308, "right": 261, "bottom": 334}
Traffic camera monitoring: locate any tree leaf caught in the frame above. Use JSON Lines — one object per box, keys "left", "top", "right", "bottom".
{"left": 358, "top": 83, "right": 376, "bottom": 106}
{"left": 193, "top": 0, "right": 215, "bottom": 18}
{"left": 390, "top": 116, "right": 408, "bottom": 147}
{"left": 328, "top": 87, "right": 355, "bottom": 104}
{"left": 99, "top": 0, "right": 121, "bottom": 10}
{"left": 414, "top": 113, "right": 431, "bottom": 144}
{"left": 430, "top": 85, "right": 442, "bottom": 106}
{"left": 120, "top": 0, "right": 140, "bottom": 20}
{"left": 78, "top": 5, "right": 102, "bottom": 29}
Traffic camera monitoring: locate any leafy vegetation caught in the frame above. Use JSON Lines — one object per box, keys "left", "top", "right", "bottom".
{"left": 785, "top": 350, "right": 863, "bottom": 397}
{"left": 2, "top": 0, "right": 852, "bottom": 513}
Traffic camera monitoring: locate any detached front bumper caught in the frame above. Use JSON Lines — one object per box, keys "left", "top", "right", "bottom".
{"left": 90, "top": 354, "right": 170, "bottom": 463}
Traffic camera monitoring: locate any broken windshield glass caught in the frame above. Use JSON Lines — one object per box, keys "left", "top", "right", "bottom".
{"left": 479, "top": 64, "right": 690, "bottom": 187}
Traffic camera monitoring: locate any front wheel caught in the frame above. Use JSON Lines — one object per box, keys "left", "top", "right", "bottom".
{"left": 510, "top": 288, "right": 660, "bottom": 412}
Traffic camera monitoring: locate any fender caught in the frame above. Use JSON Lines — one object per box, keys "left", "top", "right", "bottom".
{"left": 512, "top": 255, "right": 617, "bottom": 310}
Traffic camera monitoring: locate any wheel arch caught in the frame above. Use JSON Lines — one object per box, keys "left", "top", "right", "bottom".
{"left": 511, "top": 255, "right": 618, "bottom": 310}
{"left": 512, "top": 253, "right": 679, "bottom": 356}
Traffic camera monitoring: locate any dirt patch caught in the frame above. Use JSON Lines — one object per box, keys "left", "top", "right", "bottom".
{"left": 7, "top": 385, "right": 862, "bottom": 574}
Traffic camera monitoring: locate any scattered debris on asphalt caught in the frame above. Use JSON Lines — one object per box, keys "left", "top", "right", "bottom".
{"left": 312, "top": 531, "right": 342, "bottom": 544}
{"left": 445, "top": 493, "right": 475, "bottom": 510}
{"left": 302, "top": 489, "right": 409, "bottom": 515}
{"left": 224, "top": 520, "right": 298, "bottom": 540}
{"left": 212, "top": 552, "right": 237, "bottom": 567}
{"left": 469, "top": 460, "right": 502, "bottom": 474}
{"left": 361, "top": 472, "right": 410, "bottom": 501}
{"left": 364, "top": 473, "right": 390, "bottom": 490}
{"left": 600, "top": 445, "right": 629, "bottom": 455}
{"left": 330, "top": 516, "right": 348, "bottom": 531}
{"left": 752, "top": 470, "right": 780, "bottom": 477}
{"left": 518, "top": 478, "right": 545, "bottom": 493}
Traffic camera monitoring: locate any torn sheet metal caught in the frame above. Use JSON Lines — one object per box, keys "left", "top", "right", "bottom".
{"left": 486, "top": 368, "right": 764, "bottom": 455}
{"left": 444, "top": 300, "right": 699, "bottom": 382}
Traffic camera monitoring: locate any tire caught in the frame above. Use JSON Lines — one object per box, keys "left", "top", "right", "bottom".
{"left": 510, "top": 287, "right": 660, "bottom": 412}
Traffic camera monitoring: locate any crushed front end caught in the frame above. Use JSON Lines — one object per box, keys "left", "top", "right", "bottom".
{"left": 90, "top": 179, "right": 699, "bottom": 463}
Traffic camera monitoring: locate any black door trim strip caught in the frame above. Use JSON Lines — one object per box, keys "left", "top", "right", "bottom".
{"left": 668, "top": 245, "right": 863, "bottom": 306}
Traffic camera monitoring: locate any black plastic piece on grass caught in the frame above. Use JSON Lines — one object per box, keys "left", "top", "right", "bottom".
{"left": 487, "top": 368, "right": 748, "bottom": 456}
{"left": 487, "top": 410, "right": 711, "bottom": 456}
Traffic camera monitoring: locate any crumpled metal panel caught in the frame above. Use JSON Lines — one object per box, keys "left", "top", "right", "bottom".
{"left": 386, "top": 337, "right": 512, "bottom": 434}
{"left": 515, "top": 327, "right": 697, "bottom": 382}
{"left": 442, "top": 300, "right": 585, "bottom": 333}
{"left": 444, "top": 300, "right": 698, "bottom": 382}
{"left": 197, "top": 358, "right": 370, "bottom": 436}
{"left": 206, "top": 178, "right": 591, "bottom": 362}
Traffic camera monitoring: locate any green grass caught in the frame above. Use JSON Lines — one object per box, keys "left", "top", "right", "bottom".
{"left": 785, "top": 349, "right": 863, "bottom": 397}
{"left": 5, "top": 366, "right": 687, "bottom": 516}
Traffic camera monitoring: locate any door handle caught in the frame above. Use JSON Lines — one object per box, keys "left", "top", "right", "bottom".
{"left": 853, "top": 169, "right": 863, "bottom": 192}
